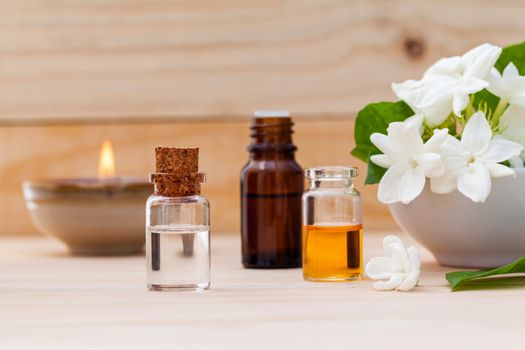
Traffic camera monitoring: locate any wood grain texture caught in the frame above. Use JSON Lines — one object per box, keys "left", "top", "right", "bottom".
{"left": 3, "top": 0, "right": 525, "bottom": 234}
{"left": 0, "top": 119, "right": 395, "bottom": 235}
{"left": 1, "top": 0, "right": 525, "bottom": 122}
{"left": 1, "top": 232, "right": 524, "bottom": 350}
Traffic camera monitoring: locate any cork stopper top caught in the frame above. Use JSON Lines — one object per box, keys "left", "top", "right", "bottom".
{"left": 155, "top": 147, "right": 199, "bottom": 173}
{"left": 150, "top": 147, "right": 205, "bottom": 197}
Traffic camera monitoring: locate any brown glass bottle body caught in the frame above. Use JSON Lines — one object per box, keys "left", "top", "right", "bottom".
{"left": 240, "top": 117, "right": 303, "bottom": 268}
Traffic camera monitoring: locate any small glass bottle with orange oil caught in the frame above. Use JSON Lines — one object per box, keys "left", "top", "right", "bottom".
{"left": 302, "top": 166, "right": 362, "bottom": 281}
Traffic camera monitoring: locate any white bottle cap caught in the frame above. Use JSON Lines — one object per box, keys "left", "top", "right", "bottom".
{"left": 253, "top": 110, "right": 290, "bottom": 118}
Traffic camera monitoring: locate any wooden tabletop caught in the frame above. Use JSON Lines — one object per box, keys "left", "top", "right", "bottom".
{"left": 1, "top": 232, "right": 524, "bottom": 350}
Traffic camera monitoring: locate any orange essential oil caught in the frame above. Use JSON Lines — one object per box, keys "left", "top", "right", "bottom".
{"left": 302, "top": 224, "right": 362, "bottom": 281}
{"left": 302, "top": 166, "right": 362, "bottom": 282}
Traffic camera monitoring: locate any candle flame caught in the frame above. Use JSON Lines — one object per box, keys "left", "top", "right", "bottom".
{"left": 98, "top": 141, "right": 116, "bottom": 178}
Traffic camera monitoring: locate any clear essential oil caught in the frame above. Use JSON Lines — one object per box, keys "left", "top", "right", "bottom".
{"left": 302, "top": 224, "right": 362, "bottom": 281}
{"left": 146, "top": 147, "right": 210, "bottom": 291}
{"left": 146, "top": 224, "right": 210, "bottom": 290}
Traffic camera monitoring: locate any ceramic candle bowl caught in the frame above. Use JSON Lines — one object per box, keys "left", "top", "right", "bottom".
{"left": 22, "top": 178, "right": 153, "bottom": 255}
{"left": 388, "top": 168, "right": 525, "bottom": 268}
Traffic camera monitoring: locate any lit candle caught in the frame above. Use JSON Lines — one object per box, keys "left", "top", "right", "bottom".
{"left": 98, "top": 141, "right": 116, "bottom": 179}
{"left": 23, "top": 142, "right": 152, "bottom": 255}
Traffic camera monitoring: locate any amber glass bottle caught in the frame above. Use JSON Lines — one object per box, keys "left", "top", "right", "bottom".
{"left": 241, "top": 111, "right": 303, "bottom": 268}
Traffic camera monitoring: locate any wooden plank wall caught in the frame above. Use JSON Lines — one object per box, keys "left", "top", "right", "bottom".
{"left": 1, "top": 0, "right": 524, "bottom": 234}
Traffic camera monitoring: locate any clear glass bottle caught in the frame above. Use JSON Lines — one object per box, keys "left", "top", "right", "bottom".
{"left": 146, "top": 148, "right": 210, "bottom": 291}
{"left": 302, "top": 166, "right": 362, "bottom": 282}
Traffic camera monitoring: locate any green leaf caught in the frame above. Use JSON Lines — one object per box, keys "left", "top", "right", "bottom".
{"left": 447, "top": 276, "right": 525, "bottom": 292}
{"left": 495, "top": 41, "right": 525, "bottom": 74}
{"left": 351, "top": 101, "right": 413, "bottom": 184}
{"left": 446, "top": 256, "right": 525, "bottom": 291}
{"left": 364, "top": 149, "right": 387, "bottom": 185}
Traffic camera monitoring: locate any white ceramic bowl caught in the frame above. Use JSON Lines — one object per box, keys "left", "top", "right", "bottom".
{"left": 388, "top": 168, "right": 525, "bottom": 268}
{"left": 23, "top": 178, "right": 152, "bottom": 255}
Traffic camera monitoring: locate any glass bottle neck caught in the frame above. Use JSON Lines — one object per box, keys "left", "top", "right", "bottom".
{"left": 250, "top": 151, "right": 296, "bottom": 160}
{"left": 248, "top": 116, "right": 297, "bottom": 159}
{"left": 308, "top": 178, "right": 354, "bottom": 190}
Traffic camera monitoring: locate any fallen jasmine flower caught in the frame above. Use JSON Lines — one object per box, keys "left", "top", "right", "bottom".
{"left": 365, "top": 235, "right": 420, "bottom": 291}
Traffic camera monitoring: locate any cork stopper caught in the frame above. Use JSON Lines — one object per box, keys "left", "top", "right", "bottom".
{"left": 150, "top": 147, "right": 205, "bottom": 197}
